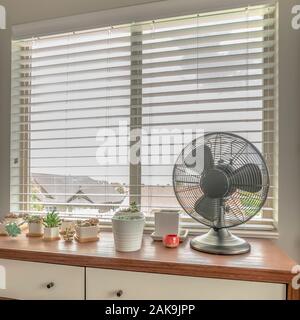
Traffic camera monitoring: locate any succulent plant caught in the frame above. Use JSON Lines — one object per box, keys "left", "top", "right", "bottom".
{"left": 5, "top": 213, "right": 28, "bottom": 219}
{"left": 5, "top": 223, "right": 22, "bottom": 237}
{"left": 76, "top": 218, "right": 99, "bottom": 227}
{"left": 62, "top": 227, "right": 75, "bottom": 242}
{"left": 43, "top": 210, "right": 61, "bottom": 228}
{"left": 119, "top": 201, "right": 140, "bottom": 213}
{"left": 26, "top": 215, "right": 43, "bottom": 224}
{"left": 5, "top": 213, "right": 19, "bottom": 219}
{"left": 114, "top": 202, "right": 144, "bottom": 221}
{"left": 3, "top": 213, "right": 28, "bottom": 237}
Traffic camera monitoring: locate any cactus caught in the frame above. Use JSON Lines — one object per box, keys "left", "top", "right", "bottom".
{"left": 76, "top": 218, "right": 99, "bottom": 227}
{"left": 62, "top": 227, "right": 75, "bottom": 242}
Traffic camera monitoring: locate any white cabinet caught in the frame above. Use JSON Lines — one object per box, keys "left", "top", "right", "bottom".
{"left": 86, "top": 268, "right": 286, "bottom": 300}
{"left": 0, "top": 259, "right": 85, "bottom": 300}
{"left": 0, "top": 259, "right": 287, "bottom": 300}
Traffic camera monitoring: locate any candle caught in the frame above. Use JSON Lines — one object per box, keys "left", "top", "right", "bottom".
{"left": 163, "top": 234, "right": 180, "bottom": 248}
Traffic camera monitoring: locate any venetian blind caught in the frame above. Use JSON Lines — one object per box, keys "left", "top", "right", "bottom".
{"left": 11, "top": 4, "right": 277, "bottom": 225}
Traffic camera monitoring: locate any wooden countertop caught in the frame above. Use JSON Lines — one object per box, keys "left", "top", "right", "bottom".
{"left": 0, "top": 232, "right": 297, "bottom": 286}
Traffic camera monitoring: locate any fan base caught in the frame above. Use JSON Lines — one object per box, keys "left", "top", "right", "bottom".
{"left": 190, "top": 228, "right": 250, "bottom": 255}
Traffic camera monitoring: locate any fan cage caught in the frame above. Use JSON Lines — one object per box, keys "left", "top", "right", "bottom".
{"left": 173, "top": 132, "right": 269, "bottom": 229}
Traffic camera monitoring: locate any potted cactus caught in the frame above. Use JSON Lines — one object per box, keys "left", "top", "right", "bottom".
{"left": 61, "top": 227, "right": 75, "bottom": 242}
{"left": 112, "top": 202, "right": 145, "bottom": 252}
{"left": 60, "top": 219, "right": 75, "bottom": 234}
{"left": 26, "top": 215, "right": 44, "bottom": 237}
{"left": 75, "top": 218, "right": 99, "bottom": 243}
{"left": 43, "top": 210, "right": 61, "bottom": 241}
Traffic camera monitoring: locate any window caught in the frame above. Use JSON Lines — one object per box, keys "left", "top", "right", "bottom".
{"left": 11, "top": 4, "right": 277, "bottom": 229}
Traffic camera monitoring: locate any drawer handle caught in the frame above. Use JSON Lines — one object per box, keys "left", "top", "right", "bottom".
{"left": 116, "top": 290, "right": 123, "bottom": 298}
{"left": 46, "top": 282, "right": 55, "bottom": 289}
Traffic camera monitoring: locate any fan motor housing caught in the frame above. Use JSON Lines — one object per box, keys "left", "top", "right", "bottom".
{"left": 200, "top": 163, "right": 235, "bottom": 198}
{"left": 200, "top": 169, "right": 229, "bottom": 198}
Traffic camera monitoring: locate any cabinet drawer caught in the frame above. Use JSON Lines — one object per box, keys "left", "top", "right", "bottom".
{"left": 0, "top": 259, "right": 84, "bottom": 300}
{"left": 86, "top": 268, "right": 286, "bottom": 300}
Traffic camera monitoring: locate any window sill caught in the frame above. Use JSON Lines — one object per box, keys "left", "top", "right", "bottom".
{"left": 100, "top": 219, "right": 279, "bottom": 239}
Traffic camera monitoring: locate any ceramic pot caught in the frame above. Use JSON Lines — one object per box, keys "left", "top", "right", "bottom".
{"left": 154, "top": 210, "right": 179, "bottom": 237}
{"left": 28, "top": 222, "right": 43, "bottom": 235}
{"left": 44, "top": 227, "right": 60, "bottom": 240}
{"left": 75, "top": 225, "right": 98, "bottom": 240}
{"left": 112, "top": 213, "right": 145, "bottom": 252}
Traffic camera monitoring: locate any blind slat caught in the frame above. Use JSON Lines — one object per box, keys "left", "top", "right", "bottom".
{"left": 14, "top": 39, "right": 274, "bottom": 74}
{"left": 15, "top": 84, "right": 274, "bottom": 107}
{"left": 13, "top": 72, "right": 273, "bottom": 94}
{"left": 17, "top": 28, "right": 275, "bottom": 65}
{"left": 12, "top": 105, "right": 275, "bottom": 127}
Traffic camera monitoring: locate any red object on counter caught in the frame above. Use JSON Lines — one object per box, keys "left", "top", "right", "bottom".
{"left": 163, "top": 234, "right": 180, "bottom": 248}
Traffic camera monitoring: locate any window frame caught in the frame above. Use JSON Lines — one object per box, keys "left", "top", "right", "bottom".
{"left": 11, "top": 2, "right": 279, "bottom": 236}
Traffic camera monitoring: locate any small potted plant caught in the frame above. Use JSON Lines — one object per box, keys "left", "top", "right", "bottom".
{"left": 61, "top": 227, "right": 75, "bottom": 242}
{"left": 60, "top": 219, "right": 75, "bottom": 234}
{"left": 112, "top": 202, "right": 145, "bottom": 252}
{"left": 5, "top": 223, "right": 22, "bottom": 237}
{"left": 26, "top": 215, "right": 44, "bottom": 237}
{"left": 1, "top": 213, "right": 28, "bottom": 237}
{"left": 43, "top": 210, "right": 61, "bottom": 241}
{"left": 75, "top": 218, "right": 99, "bottom": 243}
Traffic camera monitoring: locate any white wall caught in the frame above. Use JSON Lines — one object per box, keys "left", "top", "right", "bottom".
{"left": 277, "top": 0, "right": 300, "bottom": 263}
{"left": 0, "top": 0, "right": 299, "bottom": 262}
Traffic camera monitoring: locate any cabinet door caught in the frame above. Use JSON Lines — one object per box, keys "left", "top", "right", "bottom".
{"left": 86, "top": 268, "right": 286, "bottom": 300}
{"left": 0, "top": 259, "right": 85, "bottom": 300}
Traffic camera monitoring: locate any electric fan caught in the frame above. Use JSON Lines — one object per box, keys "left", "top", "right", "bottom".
{"left": 173, "top": 132, "right": 269, "bottom": 255}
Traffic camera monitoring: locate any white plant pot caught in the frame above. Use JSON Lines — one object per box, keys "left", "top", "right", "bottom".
{"left": 0, "top": 223, "right": 8, "bottom": 236}
{"left": 154, "top": 210, "right": 179, "bottom": 237}
{"left": 44, "top": 227, "right": 60, "bottom": 239}
{"left": 75, "top": 226, "right": 99, "bottom": 240}
{"left": 60, "top": 221, "right": 74, "bottom": 233}
{"left": 28, "top": 222, "right": 43, "bottom": 235}
{"left": 112, "top": 213, "right": 145, "bottom": 252}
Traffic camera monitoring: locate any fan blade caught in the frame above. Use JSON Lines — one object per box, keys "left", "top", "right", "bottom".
{"left": 230, "top": 163, "right": 262, "bottom": 193}
{"left": 203, "top": 145, "right": 214, "bottom": 170}
{"left": 194, "top": 195, "right": 220, "bottom": 222}
{"left": 184, "top": 144, "right": 214, "bottom": 175}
